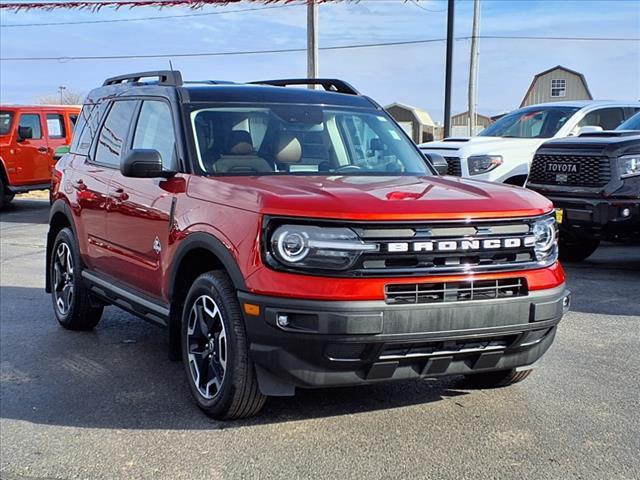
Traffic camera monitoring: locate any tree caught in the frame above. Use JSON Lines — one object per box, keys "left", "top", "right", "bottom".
{"left": 38, "top": 89, "right": 85, "bottom": 105}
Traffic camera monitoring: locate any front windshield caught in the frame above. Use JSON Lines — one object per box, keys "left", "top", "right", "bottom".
{"left": 0, "top": 111, "right": 14, "bottom": 136}
{"left": 617, "top": 112, "right": 640, "bottom": 131}
{"left": 189, "top": 105, "right": 432, "bottom": 176}
{"left": 479, "top": 106, "right": 580, "bottom": 139}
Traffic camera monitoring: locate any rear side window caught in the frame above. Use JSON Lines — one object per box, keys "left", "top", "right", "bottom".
{"left": 579, "top": 108, "right": 625, "bottom": 130}
{"left": 46, "top": 114, "right": 66, "bottom": 138}
{"left": 94, "top": 101, "right": 137, "bottom": 167}
{"left": 132, "top": 100, "right": 176, "bottom": 169}
{"left": 0, "top": 111, "right": 13, "bottom": 136}
{"left": 19, "top": 114, "right": 42, "bottom": 139}
{"left": 69, "top": 114, "right": 78, "bottom": 127}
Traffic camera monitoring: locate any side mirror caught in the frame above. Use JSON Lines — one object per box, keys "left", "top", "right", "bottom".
{"left": 577, "top": 125, "right": 604, "bottom": 136}
{"left": 121, "top": 149, "right": 173, "bottom": 178}
{"left": 423, "top": 152, "right": 449, "bottom": 175}
{"left": 17, "top": 126, "right": 33, "bottom": 141}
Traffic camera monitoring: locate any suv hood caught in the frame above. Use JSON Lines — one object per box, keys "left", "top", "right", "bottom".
{"left": 420, "top": 136, "right": 545, "bottom": 155}
{"left": 193, "top": 175, "right": 552, "bottom": 220}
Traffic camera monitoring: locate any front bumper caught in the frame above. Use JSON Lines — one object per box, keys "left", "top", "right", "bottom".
{"left": 239, "top": 284, "right": 569, "bottom": 396}
{"left": 550, "top": 195, "right": 640, "bottom": 240}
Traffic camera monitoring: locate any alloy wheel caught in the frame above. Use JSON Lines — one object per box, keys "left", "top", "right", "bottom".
{"left": 186, "top": 295, "right": 227, "bottom": 399}
{"left": 53, "top": 242, "right": 74, "bottom": 315}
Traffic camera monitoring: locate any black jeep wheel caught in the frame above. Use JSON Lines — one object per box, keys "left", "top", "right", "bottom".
{"left": 50, "top": 228, "right": 103, "bottom": 330}
{"left": 559, "top": 235, "right": 600, "bottom": 262}
{"left": 463, "top": 368, "right": 532, "bottom": 388}
{"left": 0, "top": 177, "right": 14, "bottom": 210}
{"left": 181, "top": 271, "right": 266, "bottom": 420}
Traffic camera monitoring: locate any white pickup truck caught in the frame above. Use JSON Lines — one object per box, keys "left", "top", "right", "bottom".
{"left": 419, "top": 101, "right": 639, "bottom": 185}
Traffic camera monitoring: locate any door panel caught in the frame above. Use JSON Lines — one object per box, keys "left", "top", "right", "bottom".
{"left": 105, "top": 175, "right": 173, "bottom": 298}
{"left": 10, "top": 113, "right": 50, "bottom": 185}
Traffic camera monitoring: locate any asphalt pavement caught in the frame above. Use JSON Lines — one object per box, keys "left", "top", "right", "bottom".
{"left": 1, "top": 198, "right": 639, "bottom": 480}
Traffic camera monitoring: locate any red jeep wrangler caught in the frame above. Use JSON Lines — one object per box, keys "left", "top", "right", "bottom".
{"left": 47, "top": 71, "right": 569, "bottom": 419}
{"left": 0, "top": 105, "right": 79, "bottom": 208}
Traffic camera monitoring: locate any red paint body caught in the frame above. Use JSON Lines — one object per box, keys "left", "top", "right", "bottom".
{"left": 0, "top": 105, "right": 80, "bottom": 191}
{"left": 52, "top": 154, "right": 565, "bottom": 303}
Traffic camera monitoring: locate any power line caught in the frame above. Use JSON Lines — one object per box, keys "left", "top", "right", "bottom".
{"left": 1, "top": 35, "right": 638, "bottom": 62}
{"left": 0, "top": 2, "right": 302, "bottom": 27}
{"left": 410, "top": 0, "right": 447, "bottom": 13}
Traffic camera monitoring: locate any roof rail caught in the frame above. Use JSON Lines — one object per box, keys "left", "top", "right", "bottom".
{"left": 103, "top": 70, "right": 183, "bottom": 87}
{"left": 249, "top": 78, "right": 360, "bottom": 96}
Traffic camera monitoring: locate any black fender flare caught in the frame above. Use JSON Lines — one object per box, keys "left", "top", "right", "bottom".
{"left": 168, "top": 231, "right": 247, "bottom": 301}
{"left": 45, "top": 199, "right": 77, "bottom": 293}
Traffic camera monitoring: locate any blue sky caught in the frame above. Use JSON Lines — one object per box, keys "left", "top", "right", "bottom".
{"left": 1, "top": 0, "right": 639, "bottom": 121}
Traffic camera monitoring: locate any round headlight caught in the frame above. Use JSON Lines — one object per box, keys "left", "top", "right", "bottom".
{"left": 275, "top": 229, "right": 309, "bottom": 263}
{"left": 532, "top": 217, "right": 557, "bottom": 259}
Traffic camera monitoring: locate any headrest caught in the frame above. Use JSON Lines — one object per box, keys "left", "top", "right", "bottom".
{"left": 275, "top": 133, "right": 302, "bottom": 164}
{"left": 228, "top": 130, "right": 254, "bottom": 155}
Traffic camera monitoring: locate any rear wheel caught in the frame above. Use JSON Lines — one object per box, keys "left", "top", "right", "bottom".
{"left": 50, "top": 228, "right": 103, "bottom": 330}
{"left": 559, "top": 235, "right": 600, "bottom": 262}
{"left": 182, "top": 271, "right": 266, "bottom": 420}
{"left": 463, "top": 368, "right": 532, "bottom": 388}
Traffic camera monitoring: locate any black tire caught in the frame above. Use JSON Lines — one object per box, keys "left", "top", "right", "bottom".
{"left": 181, "top": 271, "right": 266, "bottom": 420}
{"left": 0, "top": 176, "right": 12, "bottom": 210}
{"left": 463, "top": 368, "right": 532, "bottom": 388}
{"left": 559, "top": 235, "right": 600, "bottom": 262}
{"left": 50, "top": 228, "right": 103, "bottom": 330}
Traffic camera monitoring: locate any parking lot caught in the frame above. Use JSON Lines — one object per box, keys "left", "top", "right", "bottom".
{"left": 1, "top": 198, "right": 638, "bottom": 480}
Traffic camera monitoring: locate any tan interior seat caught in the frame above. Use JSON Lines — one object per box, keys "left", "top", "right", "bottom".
{"left": 275, "top": 133, "right": 302, "bottom": 167}
{"left": 213, "top": 131, "right": 273, "bottom": 174}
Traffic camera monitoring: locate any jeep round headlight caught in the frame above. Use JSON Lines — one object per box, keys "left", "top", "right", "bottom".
{"left": 269, "top": 225, "right": 378, "bottom": 271}
{"left": 531, "top": 216, "right": 557, "bottom": 261}
{"left": 618, "top": 154, "right": 640, "bottom": 178}
{"left": 467, "top": 155, "right": 503, "bottom": 175}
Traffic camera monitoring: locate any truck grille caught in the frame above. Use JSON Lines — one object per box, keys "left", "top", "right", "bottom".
{"left": 529, "top": 153, "right": 611, "bottom": 186}
{"left": 385, "top": 278, "right": 527, "bottom": 305}
{"left": 444, "top": 157, "right": 462, "bottom": 176}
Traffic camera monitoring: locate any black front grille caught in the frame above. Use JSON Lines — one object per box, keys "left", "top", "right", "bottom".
{"left": 385, "top": 278, "right": 528, "bottom": 305}
{"left": 444, "top": 156, "right": 462, "bottom": 176}
{"left": 529, "top": 153, "right": 611, "bottom": 186}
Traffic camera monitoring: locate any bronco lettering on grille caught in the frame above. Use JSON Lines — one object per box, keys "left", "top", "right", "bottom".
{"left": 385, "top": 237, "right": 536, "bottom": 253}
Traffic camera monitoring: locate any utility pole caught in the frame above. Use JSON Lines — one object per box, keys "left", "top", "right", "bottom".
{"left": 307, "top": 0, "right": 318, "bottom": 81}
{"left": 443, "top": 0, "right": 455, "bottom": 138}
{"left": 58, "top": 85, "right": 66, "bottom": 104}
{"left": 468, "top": 0, "right": 480, "bottom": 136}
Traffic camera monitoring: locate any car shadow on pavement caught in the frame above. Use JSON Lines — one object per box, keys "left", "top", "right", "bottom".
{"left": 562, "top": 243, "right": 640, "bottom": 317}
{"left": 0, "top": 199, "right": 50, "bottom": 224}
{"left": 0, "top": 286, "right": 470, "bottom": 431}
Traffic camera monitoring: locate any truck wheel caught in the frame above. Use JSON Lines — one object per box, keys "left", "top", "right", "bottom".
{"left": 182, "top": 271, "right": 266, "bottom": 420}
{"left": 463, "top": 369, "right": 532, "bottom": 388}
{"left": 50, "top": 228, "right": 103, "bottom": 330}
{"left": 0, "top": 177, "right": 13, "bottom": 209}
{"left": 559, "top": 236, "right": 600, "bottom": 262}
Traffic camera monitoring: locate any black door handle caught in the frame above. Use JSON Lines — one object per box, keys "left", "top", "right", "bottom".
{"left": 38, "top": 147, "right": 48, "bottom": 153}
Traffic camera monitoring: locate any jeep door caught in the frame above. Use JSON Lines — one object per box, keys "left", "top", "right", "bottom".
{"left": 103, "top": 99, "right": 178, "bottom": 300}
{"left": 10, "top": 111, "right": 50, "bottom": 186}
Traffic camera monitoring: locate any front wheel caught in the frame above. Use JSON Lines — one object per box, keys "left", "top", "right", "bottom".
{"left": 559, "top": 235, "right": 600, "bottom": 262}
{"left": 181, "top": 271, "right": 266, "bottom": 420}
{"left": 463, "top": 368, "right": 532, "bottom": 388}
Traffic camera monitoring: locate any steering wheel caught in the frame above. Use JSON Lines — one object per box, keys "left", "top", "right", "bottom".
{"left": 335, "top": 165, "right": 363, "bottom": 173}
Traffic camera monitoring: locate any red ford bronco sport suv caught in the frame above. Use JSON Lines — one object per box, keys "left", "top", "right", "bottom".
{"left": 0, "top": 104, "right": 79, "bottom": 208}
{"left": 47, "top": 71, "right": 570, "bottom": 419}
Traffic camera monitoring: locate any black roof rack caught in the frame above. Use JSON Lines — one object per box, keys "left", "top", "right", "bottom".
{"left": 249, "top": 78, "right": 360, "bottom": 96}
{"left": 103, "top": 70, "right": 183, "bottom": 87}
